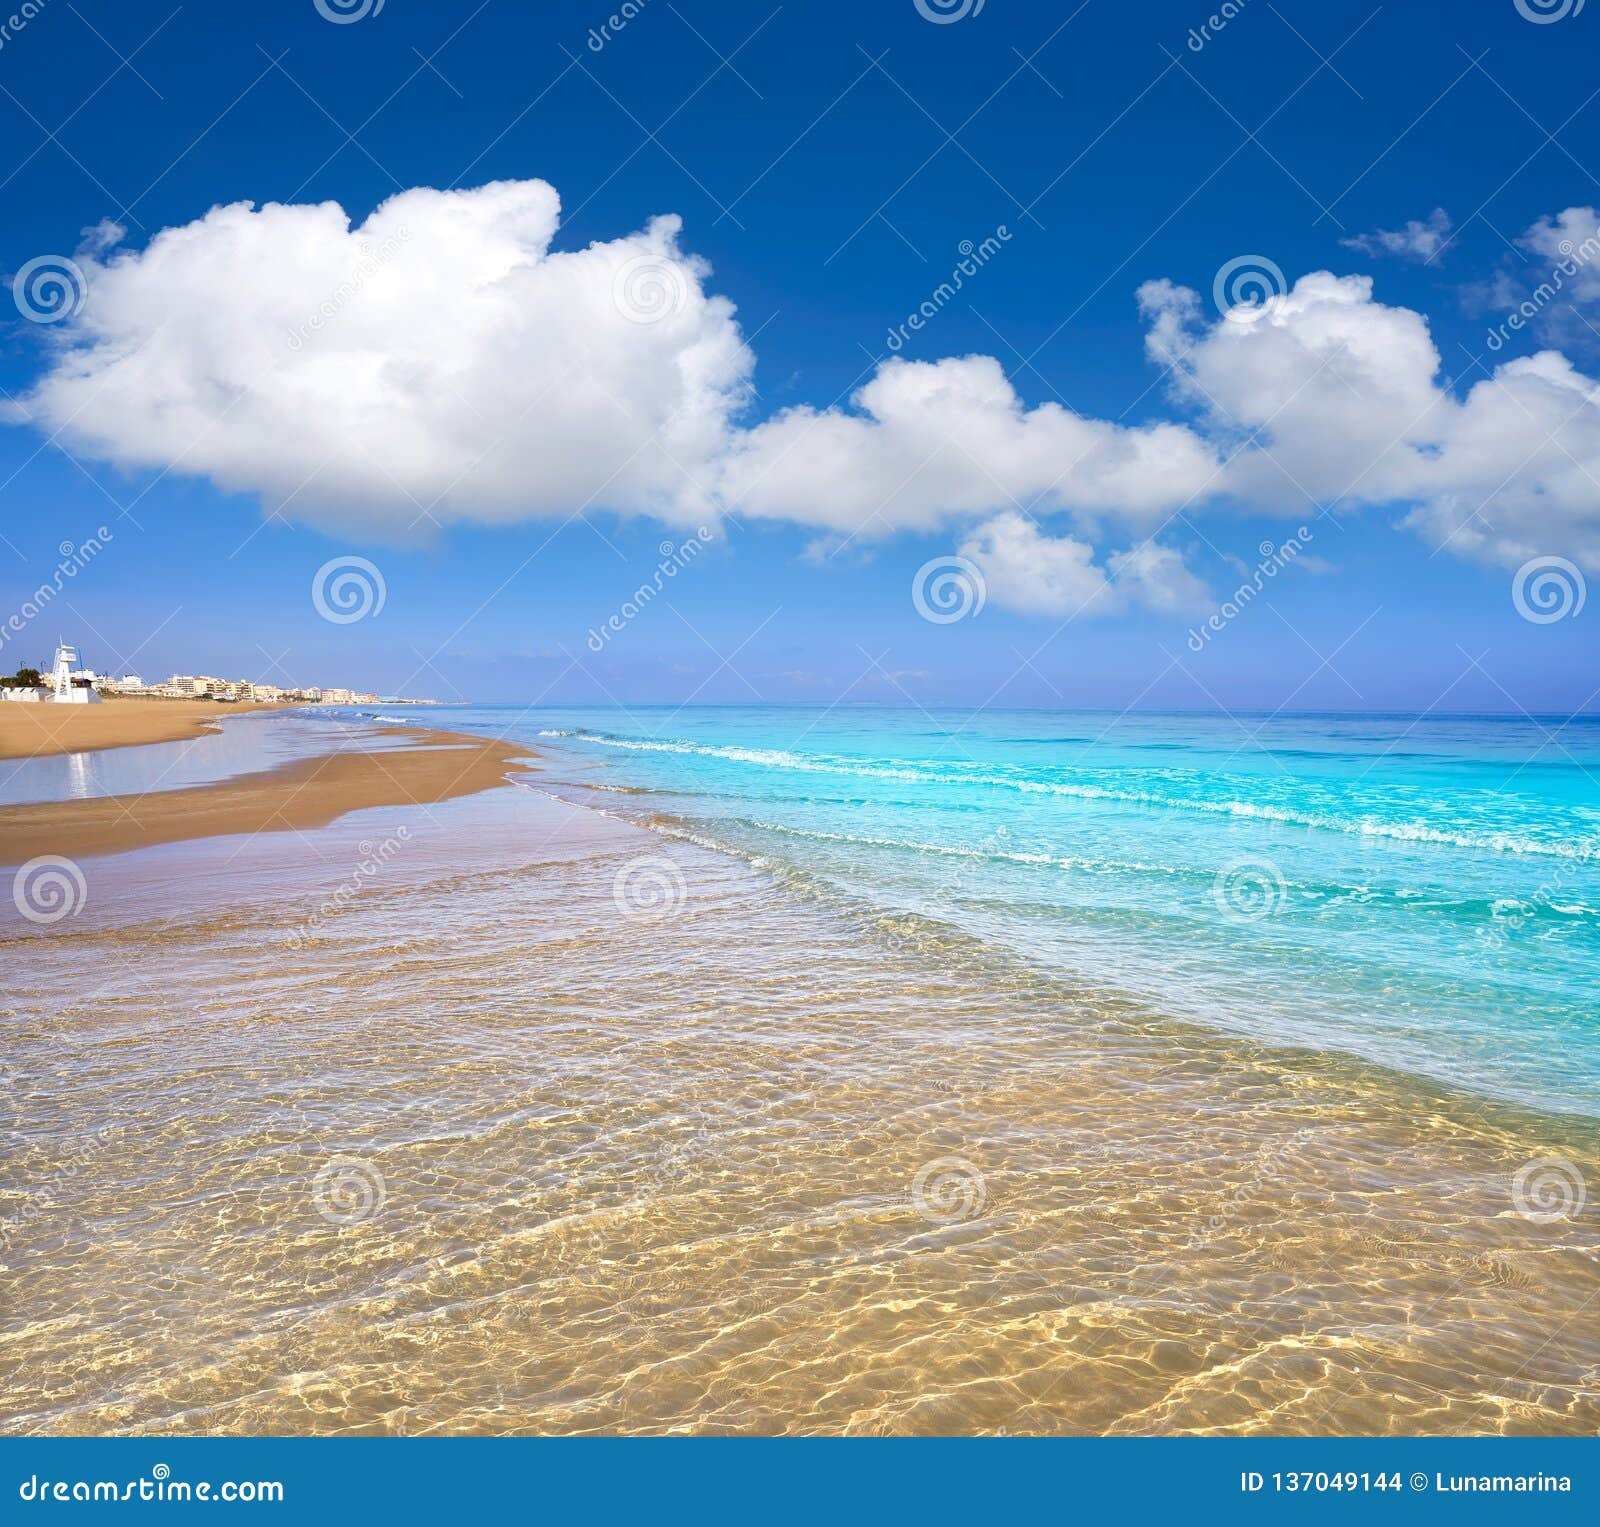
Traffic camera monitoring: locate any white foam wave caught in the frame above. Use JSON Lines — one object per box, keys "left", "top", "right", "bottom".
{"left": 560, "top": 733, "right": 1598, "bottom": 862}
{"left": 743, "top": 819, "right": 1186, "bottom": 878}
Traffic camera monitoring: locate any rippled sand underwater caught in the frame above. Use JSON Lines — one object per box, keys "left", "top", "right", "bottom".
{"left": 2, "top": 787, "right": 1596, "bottom": 1436}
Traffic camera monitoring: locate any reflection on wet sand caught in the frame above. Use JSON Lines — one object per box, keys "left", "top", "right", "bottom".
{"left": 1, "top": 787, "right": 1595, "bottom": 1436}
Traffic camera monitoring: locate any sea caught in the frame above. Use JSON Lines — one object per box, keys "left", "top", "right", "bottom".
{"left": 3, "top": 703, "right": 1596, "bottom": 1435}
{"left": 413, "top": 704, "right": 1600, "bottom": 1120}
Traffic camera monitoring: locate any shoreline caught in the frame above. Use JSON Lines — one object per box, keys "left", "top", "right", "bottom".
{"left": 5, "top": 776, "right": 1595, "bottom": 1435}
{"left": 0, "top": 698, "right": 290, "bottom": 761}
{"left": 1, "top": 714, "right": 1595, "bottom": 1435}
{"left": 0, "top": 722, "right": 532, "bottom": 864}
{"left": 7, "top": 709, "right": 1590, "bottom": 1138}
{"left": 10, "top": 708, "right": 1590, "bottom": 1139}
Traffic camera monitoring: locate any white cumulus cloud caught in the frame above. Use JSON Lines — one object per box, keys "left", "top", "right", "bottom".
{"left": 14, "top": 181, "right": 1600, "bottom": 597}
{"left": 716, "top": 354, "right": 1219, "bottom": 533}
{"left": 19, "top": 180, "right": 752, "bottom": 535}
{"left": 957, "top": 511, "right": 1207, "bottom": 619}
{"left": 1141, "top": 268, "right": 1600, "bottom": 569}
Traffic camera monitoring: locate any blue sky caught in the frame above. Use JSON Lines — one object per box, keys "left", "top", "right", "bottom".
{"left": 1, "top": 0, "right": 1597, "bottom": 711}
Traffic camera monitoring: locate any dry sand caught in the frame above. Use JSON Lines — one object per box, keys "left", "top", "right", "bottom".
{"left": 0, "top": 698, "right": 286, "bottom": 760}
{"left": 0, "top": 724, "right": 531, "bottom": 863}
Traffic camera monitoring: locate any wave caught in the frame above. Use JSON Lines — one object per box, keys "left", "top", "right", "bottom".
{"left": 542, "top": 731, "right": 1599, "bottom": 862}
{"left": 738, "top": 818, "right": 1189, "bottom": 879}
{"left": 690, "top": 818, "right": 1599, "bottom": 923}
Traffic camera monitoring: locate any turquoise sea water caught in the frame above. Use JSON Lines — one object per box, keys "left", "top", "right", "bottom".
{"left": 367, "top": 706, "right": 1600, "bottom": 1119}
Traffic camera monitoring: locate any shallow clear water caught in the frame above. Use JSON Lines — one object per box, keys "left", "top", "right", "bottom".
{"left": 0, "top": 711, "right": 396, "bottom": 807}
{"left": 4, "top": 708, "right": 1597, "bottom": 1437}
{"left": 350, "top": 706, "right": 1600, "bottom": 1120}
{"left": 3, "top": 784, "right": 1597, "bottom": 1436}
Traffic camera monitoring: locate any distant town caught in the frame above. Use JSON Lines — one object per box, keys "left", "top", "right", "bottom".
{"left": 1, "top": 641, "right": 434, "bottom": 707}
{"left": 99, "top": 672, "right": 385, "bottom": 705}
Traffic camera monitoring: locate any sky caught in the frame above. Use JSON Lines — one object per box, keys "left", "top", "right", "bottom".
{"left": 1, "top": 0, "right": 1598, "bottom": 713}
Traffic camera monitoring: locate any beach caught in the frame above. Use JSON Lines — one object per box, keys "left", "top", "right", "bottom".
{"left": 1, "top": 707, "right": 1597, "bottom": 1436}
{"left": 0, "top": 722, "right": 530, "bottom": 863}
{"left": 0, "top": 698, "right": 293, "bottom": 762}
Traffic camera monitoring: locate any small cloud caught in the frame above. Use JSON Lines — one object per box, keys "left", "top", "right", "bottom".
{"left": 1466, "top": 206, "right": 1600, "bottom": 352}
{"left": 1226, "top": 545, "right": 1335, "bottom": 577}
{"left": 1342, "top": 207, "right": 1452, "bottom": 264}
{"left": 957, "top": 511, "right": 1208, "bottom": 619}
{"left": 801, "top": 534, "right": 876, "bottom": 566}
{"left": 1518, "top": 205, "right": 1600, "bottom": 311}
{"left": 77, "top": 219, "right": 126, "bottom": 257}
{"left": 1107, "top": 540, "right": 1211, "bottom": 612}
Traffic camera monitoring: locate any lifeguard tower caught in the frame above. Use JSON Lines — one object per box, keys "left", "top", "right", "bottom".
{"left": 48, "top": 642, "right": 100, "bottom": 704}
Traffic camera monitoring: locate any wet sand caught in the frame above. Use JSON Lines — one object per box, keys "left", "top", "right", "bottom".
{"left": 0, "top": 698, "right": 284, "bottom": 761}
{"left": 1, "top": 786, "right": 1595, "bottom": 1437}
{"left": 0, "top": 724, "right": 531, "bottom": 863}
{"left": 1, "top": 716, "right": 1594, "bottom": 1437}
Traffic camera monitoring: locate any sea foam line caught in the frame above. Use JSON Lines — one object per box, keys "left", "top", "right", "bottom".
{"left": 542, "top": 732, "right": 1599, "bottom": 862}
{"left": 741, "top": 818, "right": 1186, "bottom": 878}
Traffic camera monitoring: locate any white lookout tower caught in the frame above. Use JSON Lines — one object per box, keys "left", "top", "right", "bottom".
{"left": 49, "top": 642, "right": 99, "bottom": 705}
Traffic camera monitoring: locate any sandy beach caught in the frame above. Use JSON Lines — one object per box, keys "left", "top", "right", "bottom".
{"left": 0, "top": 721, "right": 530, "bottom": 863}
{"left": 2, "top": 708, "right": 1596, "bottom": 1438}
{"left": 0, "top": 698, "right": 286, "bottom": 761}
